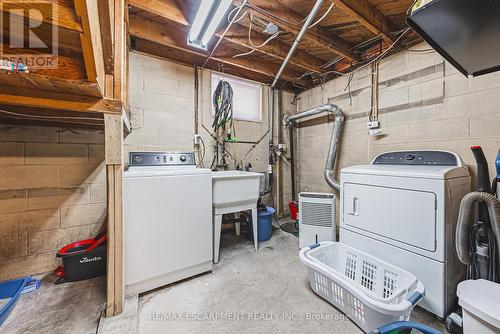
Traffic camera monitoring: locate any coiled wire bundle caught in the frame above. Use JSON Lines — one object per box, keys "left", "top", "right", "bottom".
{"left": 212, "top": 80, "right": 233, "bottom": 131}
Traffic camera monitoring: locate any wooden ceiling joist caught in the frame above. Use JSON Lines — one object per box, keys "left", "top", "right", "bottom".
{"left": 0, "top": 1, "right": 83, "bottom": 32}
{"left": 128, "top": 15, "right": 308, "bottom": 87}
{"left": 128, "top": 0, "right": 188, "bottom": 26}
{"left": 224, "top": 24, "right": 327, "bottom": 74}
{"left": 334, "top": 0, "right": 399, "bottom": 43}
{"left": 132, "top": 37, "right": 305, "bottom": 90}
{"left": 0, "top": 92, "right": 122, "bottom": 114}
{"left": 74, "top": 0, "right": 105, "bottom": 92}
{"left": 128, "top": 0, "right": 327, "bottom": 75}
{"left": 244, "top": 0, "right": 360, "bottom": 62}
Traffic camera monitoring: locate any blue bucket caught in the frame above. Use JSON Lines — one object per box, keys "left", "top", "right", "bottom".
{"left": 247, "top": 207, "right": 275, "bottom": 242}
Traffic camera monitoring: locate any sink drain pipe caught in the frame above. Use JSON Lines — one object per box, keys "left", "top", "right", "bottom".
{"left": 283, "top": 103, "right": 345, "bottom": 192}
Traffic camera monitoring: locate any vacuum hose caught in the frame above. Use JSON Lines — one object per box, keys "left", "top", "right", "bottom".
{"left": 456, "top": 191, "right": 500, "bottom": 281}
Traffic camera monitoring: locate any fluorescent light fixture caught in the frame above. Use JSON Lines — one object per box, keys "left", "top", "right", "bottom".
{"left": 188, "top": 0, "right": 232, "bottom": 50}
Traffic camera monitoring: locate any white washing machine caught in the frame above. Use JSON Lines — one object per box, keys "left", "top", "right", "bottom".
{"left": 340, "top": 151, "right": 471, "bottom": 318}
{"left": 124, "top": 152, "right": 212, "bottom": 295}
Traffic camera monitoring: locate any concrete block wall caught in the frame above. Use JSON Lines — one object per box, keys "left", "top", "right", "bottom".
{"left": 292, "top": 43, "right": 500, "bottom": 202}
{"left": 0, "top": 126, "right": 106, "bottom": 280}
{"left": 127, "top": 52, "right": 271, "bottom": 174}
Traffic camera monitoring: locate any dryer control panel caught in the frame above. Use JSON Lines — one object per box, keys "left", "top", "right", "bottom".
{"left": 129, "top": 152, "right": 196, "bottom": 166}
{"left": 373, "top": 151, "right": 458, "bottom": 166}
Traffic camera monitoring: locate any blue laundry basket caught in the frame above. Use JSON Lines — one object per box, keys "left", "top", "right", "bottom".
{"left": 0, "top": 276, "right": 41, "bottom": 326}
{"left": 370, "top": 321, "right": 442, "bottom": 334}
{"left": 247, "top": 207, "right": 275, "bottom": 242}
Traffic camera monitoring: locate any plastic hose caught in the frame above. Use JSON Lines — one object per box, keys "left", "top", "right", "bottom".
{"left": 456, "top": 191, "right": 500, "bottom": 281}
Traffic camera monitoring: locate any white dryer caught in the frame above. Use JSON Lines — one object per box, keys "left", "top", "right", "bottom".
{"left": 340, "top": 151, "right": 470, "bottom": 318}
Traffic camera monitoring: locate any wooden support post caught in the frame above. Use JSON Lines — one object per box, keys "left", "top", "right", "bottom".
{"left": 104, "top": 0, "right": 126, "bottom": 317}
{"left": 105, "top": 113, "right": 124, "bottom": 317}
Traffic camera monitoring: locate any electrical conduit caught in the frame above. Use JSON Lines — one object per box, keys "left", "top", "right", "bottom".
{"left": 271, "top": 0, "right": 325, "bottom": 88}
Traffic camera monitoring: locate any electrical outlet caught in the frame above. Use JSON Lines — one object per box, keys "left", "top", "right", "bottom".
{"left": 194, "top": 134, "right": 202, "bottom": 145}
{"left": 367, "top": 121, "right": 380, "bottom": 129}
{"left": 369, "top": 129, "right": 383, "bottom": 137}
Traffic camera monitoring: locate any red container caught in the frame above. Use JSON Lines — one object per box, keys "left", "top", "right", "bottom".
{"left": 289, "top": 201, "right": 298, "bottom": 221}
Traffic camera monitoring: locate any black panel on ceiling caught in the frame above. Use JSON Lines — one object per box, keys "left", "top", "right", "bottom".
{"left": 407, "top": 0, "right": 500, "bottom": 77}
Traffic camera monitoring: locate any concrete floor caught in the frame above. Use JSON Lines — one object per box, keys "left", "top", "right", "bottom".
{"left": 2, "top": 275, "right": 105, "bottom": 334}
{"left": 3, "top": 224, "right": 447, "bottom": 334}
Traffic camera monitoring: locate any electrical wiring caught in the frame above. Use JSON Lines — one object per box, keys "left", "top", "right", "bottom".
{"left": 195, "top": 130, "right": 227, "bottom": 154}
{"left": 318, "top": 28, "right": 411, "bottom": 79}
{"left": 407, "top": 48, "right": 435, "bottom": 53}
{"left": 196, "top": 136, "right": 206, "bottom": 167}
{"left": 308, "top": 1, "right": 334, "bottom": 29}
{"left": 297, "top": 0, "right": 334, "bottom": 28}
{"left": 0, "top": 109, "right": 104, "bottom": 126}
{"left": 321, "top": 56, "right": 343, "bottom": 69}
{"left": 232, "top": 13, "right": 280, "bottom": 59}
{"left": 407, "top": 0, "right": 419, "bottom": 15}
{"left": 227, "top": 4, "right": 247, "bottom": 24}
{"left": 248, "top": 14, "right": 280, "bottom": 49}
{"left": 298, "top": 71, "right": 315, "bottom": 80}
{"left": 232, "top": 49, "right": 257, "bottom": 59}
{"left": 251, "top": 14, "right": 271, "bottom": 28}
{"left": 0, "top": 109, "right": 103, "bottom": 121}
{"left": 344, "top": 72, "right": 354, "bottom": 106}
{"left": 202, "top": 0, "right": 248, "bottom": 68}
{"left": 369, "top": 61, "right": 380, "bottom": 122}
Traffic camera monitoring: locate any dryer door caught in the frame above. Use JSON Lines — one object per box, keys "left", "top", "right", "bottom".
{"left": 343, "top": 183, "right": 437, "bottom": 252}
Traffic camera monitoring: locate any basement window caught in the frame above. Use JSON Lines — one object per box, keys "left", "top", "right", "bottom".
{"left": 211, "top": 72, "right": 262, "bottom": 122}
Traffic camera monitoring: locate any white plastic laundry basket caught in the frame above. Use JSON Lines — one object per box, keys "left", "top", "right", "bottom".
{"left": 299, "top": 242, "right": 425, "bottom": 333}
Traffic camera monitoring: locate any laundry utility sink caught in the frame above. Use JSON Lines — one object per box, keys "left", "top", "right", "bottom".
{"left": 212, "top": 170, "right": 264, "bottom": 263}
{"left": 212, "top": 171, "right": 263, "bottom": 210}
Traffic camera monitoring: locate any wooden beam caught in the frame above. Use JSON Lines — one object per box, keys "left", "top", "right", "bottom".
{"left": 74, "top": 0, "right": 105, "bottom": 92}
{"left": 0, "top": 44, "right": 86, "bottom": 81}
{"left": 245, "top": 0, "right": 359, "bottom": 61}
{"left": 0, "top": 104, "right": 104, "bottom": 129}
{"left": 0, "top": 72, "right": 103, "bottom": 98}
{"left": 216, "top": 22, "right": 328, "bottom": 74}
{"left": 334, "top": 0, "right": 399, "bottom": 43}
{"left": 0, "top": 1, "right": 82, "bottom": 32}
{"left": 132, "top": 38, "right": 304, "bottom": 91}
{"left": 105, "top": 0, "right": 126, "bottom": 317}
{"left": 104, "top": 113, "right": 124, "bottom": 317}
{"left": 128, "top": 0, "right": 327, "bottom": 74}
{"left": 1, "top": 13, "right": 84, "bottom": 56}
{"left": 98, "top": 0, "right": 115, "bottom": 74}
{"left": 113, "top": 0, "right": 127, "bottom": 102}
{"left": 128, "top": 0, "right": 188, "bottom": 26}
{"left": 0, "top": 93, "right": 122, "bottom": 114}
{"left": 128, "top": 15, "right": 308, "bottom": 86}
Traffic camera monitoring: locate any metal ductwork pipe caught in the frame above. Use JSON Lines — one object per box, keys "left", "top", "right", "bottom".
{"left": 283, "top": 103, "right": 345, "bottom": 191}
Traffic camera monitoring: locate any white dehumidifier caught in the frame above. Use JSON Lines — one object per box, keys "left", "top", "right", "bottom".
{"left": 298, "top": 192, "right": 336, "bottom": 249}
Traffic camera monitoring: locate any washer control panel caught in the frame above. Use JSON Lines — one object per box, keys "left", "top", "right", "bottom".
{"left": 373, "top": 151, "right": 458, "bottom": 166}
{"left": 129, "top": 152, "right": 196, "bottom": 166}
